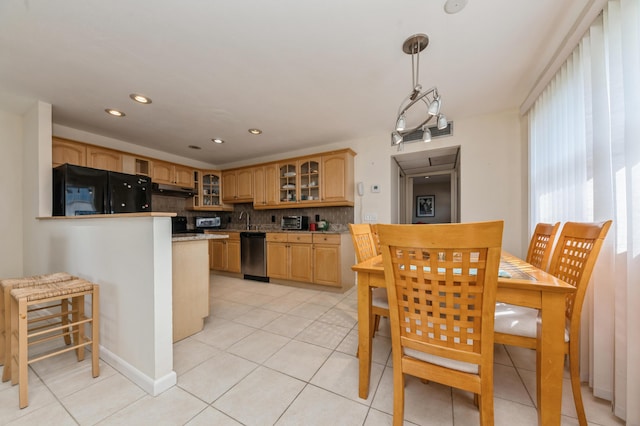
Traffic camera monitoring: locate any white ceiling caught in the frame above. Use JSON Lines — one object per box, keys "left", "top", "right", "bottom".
{"left": 0, "top": 0, "right": 590, "bottom": 168}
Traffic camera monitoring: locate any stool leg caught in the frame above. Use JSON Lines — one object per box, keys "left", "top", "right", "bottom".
{"left": 18, "top": 298, "right": 29, "bottom": 409}
{"left": 3, "top": 286, "right": 12, "bottom": 382}
{"left": 10, "top": 294, "right": 18, "bottom": 386}
{"left": 72, "top": 296, "right": 85, "bottom": 361}
{"left": 61, "top": 298, "right": 71, "bottom": 346}
{"left": 0, "top": 289, "right": 4, "bottom": 367}
{"left": 91, "top": 286, "right": 100, "bottom": 377}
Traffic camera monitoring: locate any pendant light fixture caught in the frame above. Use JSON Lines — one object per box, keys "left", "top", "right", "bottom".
{"left": 392, "top": 34, "right": 448, "bottom": 149}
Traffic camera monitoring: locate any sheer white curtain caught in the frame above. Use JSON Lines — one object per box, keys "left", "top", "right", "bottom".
{"left": 528, "top": 0, "right": 640, "bottom": 423}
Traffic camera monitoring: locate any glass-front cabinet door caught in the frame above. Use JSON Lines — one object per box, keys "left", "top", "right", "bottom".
{"left": 298, "top": 158, "right": 320, "bottom": 203}
{"left": 279, "top": 163, "right": 298, "bottom": 204}
{"left": 201, "top": 172, "right": 222, "bottom": 206}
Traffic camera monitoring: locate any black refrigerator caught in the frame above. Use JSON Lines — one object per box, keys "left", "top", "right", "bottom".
{"left": 108, "top": 171, "right": 152, "bottom": 213}
{"left": 53, "top": 164, "right": 152, "bottom": 216}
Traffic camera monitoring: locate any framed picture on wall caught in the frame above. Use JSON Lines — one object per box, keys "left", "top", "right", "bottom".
{"left": 417, "top": 195, "right": 435, "bottom": 217}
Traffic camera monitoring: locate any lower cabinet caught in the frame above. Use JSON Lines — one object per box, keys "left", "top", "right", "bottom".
{"left": 266, "top": 232, "right": 353, "bottom": 288}
{"left": 267, "top": 233, "right": 313, "bottom": 282}
{"left": 312, "top": 233, "right": 342, "bottom": 287}
{"left": 172, "top": 239, "right": 209, "bottom": 342}
{"left": 207, "top": 231, "right": 241, "bottom": 273}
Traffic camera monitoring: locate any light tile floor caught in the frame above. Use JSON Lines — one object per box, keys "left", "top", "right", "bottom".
{"left": 0, "top": 274, "right": 625, "bottom": 426}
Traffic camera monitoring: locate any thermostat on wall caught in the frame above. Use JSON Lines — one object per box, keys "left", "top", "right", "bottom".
{"left": 371, "top": 184, "right": 380, "bottom": 193}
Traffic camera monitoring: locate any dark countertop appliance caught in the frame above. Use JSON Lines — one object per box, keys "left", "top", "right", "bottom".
{"left": 152, "top": 182, "right": 194, "bottom": 197}
{"left": 171, "top": 216, "right": 202, "bottom": 234}
{"left": 281, "top": 215, "right": 309, "bottom": 230}
{"left": 53, "top": 164, "right": 151, "bottom": 216}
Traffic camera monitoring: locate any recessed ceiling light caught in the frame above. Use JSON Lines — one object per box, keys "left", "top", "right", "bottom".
{"left": 188, "top": 145, "right": 201, "bottom": 150}
{"left": 105, "top": 109, "right": 125, "bottom": 117}
{"left": 248, "top": 128, "right": 262, "bottom": 135}
{"left": 129, "top": 93, "right": 152, "bottom": 104}
{"left": 444, "top": 0, "right": 468, "bottom": 14}
{"left": 212, "top": 138, "right": 224, "bottom": 144}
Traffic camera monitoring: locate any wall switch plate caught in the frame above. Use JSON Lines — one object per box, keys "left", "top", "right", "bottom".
{"left": 371, "top": 184, "right": 380, "bottom": 193}
{"left": 364, "top": 213, "right": 378, "bottom": 222}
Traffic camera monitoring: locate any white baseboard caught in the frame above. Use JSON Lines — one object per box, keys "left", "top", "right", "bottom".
{"left": 99, "top": 345, "right": 177, "bottom": 396}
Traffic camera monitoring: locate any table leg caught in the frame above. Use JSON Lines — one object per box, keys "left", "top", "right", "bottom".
{"left": 536, "top": 291, "right": 567, "bottom": 426}
{"left": 357, "top": 272, "right": 373, "bottom": 399}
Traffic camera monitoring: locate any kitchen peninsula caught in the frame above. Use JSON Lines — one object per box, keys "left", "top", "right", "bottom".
{"left": 171, "top": 232, "right": 228, "bottom": 342}
{"left": 36, "top": 212, "right": 227, "bottom": 396}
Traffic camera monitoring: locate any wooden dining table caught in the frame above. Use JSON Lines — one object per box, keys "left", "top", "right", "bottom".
{"left": 352, "top": 251, "right": 576, "bottom": 426}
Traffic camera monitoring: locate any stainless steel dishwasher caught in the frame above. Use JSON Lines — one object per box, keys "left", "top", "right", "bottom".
{"left": 240, "top": 232, "right": 269, "bottom": 282}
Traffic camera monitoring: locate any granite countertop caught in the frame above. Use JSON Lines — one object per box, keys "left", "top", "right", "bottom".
{"left": 205, "top": 227, "right": 349, "bottom": 234}
{"left": 171, "top": 233, "right": 230, "bottom": 242}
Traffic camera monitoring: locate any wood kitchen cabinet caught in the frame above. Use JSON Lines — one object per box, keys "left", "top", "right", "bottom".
{"left": 52, "top": 137, "right": 86, "bottom": 168}
{"left": 253, "top": 164, "right": 279, "bottom": 207}
{"left": 207, "top": 231, "right": 240, "bottom": 273}
{"left": 122, "top": 155, "right": 152, "bottom": 176}
{"left": 172, "top": 239, "right": 209, "bottom": 342}
{"left": 321, "top": 151, "right": 354, "bottom": 202}
{"left": 86, "top": 145, "right": 122, "bottom": 172}
{"left": 153, "top": 160, "right": 195, "bottom": 188}
{"left": 266, "top": 233, "right": 313, "bottom": 283}
{"left": 276, "top": 157, "right": 321, "bottom": 205}
{"left": 254, "top": 149, "right": 354, "bottom": 209}
{"left": 188, "top": 170, "right": 233, "bottom": 211}
{"left": 312, "top": 233, "right": 342, "bottom": 287}
{"left": 222, "top": 168, "right": 254, "bottom": 203}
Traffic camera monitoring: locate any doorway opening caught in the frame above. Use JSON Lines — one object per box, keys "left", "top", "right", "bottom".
{"left": 393, "top": 146, "right": 460, "bottom": 224}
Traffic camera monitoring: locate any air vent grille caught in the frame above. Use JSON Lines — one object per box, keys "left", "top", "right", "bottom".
{"left": 390, "top": 121, "right": 454, "bottom": 145}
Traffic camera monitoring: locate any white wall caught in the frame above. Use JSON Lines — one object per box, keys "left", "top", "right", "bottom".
{"left": 0, "top": 109, "right": 24, "bottom": 277}
{"left": 350, "top": 109, "right": 526, "bottom": 256}
{"left": 31, "top": 215, "right": 176, "bottom": 394}
{"left": 17, "top": 102, "right": 176, "bottom": 395}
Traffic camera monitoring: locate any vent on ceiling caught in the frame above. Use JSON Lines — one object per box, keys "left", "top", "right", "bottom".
{"left": 390, "top": 121, "right": 454, "bottom": 145}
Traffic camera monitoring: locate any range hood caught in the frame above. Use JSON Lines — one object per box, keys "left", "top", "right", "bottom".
{"left": 151, "top": 182, "right": 195, "bottom": 197}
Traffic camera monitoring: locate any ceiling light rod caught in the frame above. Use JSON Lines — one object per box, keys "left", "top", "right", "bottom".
{"left": 392, "top": 34, "right": 447, "bottom": 147}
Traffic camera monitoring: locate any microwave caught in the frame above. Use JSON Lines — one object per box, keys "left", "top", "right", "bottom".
{"left": 281, "top": 215, "right": 309, "bottom": 230}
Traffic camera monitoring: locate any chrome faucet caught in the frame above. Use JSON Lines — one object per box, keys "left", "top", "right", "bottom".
{"left": 239, "top": 211, "right": 250, "bottom": 230}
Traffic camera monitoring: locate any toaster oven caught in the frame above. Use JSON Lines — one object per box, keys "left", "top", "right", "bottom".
{"left": 281, "top": 215, "right": 309, "bottom": 230}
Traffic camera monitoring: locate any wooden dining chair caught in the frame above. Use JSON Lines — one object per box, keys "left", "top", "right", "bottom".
{"left": 349, "top": 223, "right": 388, "bottom": 337}
{"left": 494, "top": 220, "right": 612, "bottom": 426}
{"left": 525, "top": 222, "right": 560, "bottom": 271}
{"left": 370, "top": 223, "right": 381, "bottom": 255}
{"left": 378, "top": 221, "right": 504, "bottom": 426}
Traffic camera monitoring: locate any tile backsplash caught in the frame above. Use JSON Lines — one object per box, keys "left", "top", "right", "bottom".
{"left": 152, "top": 195, "right": 354, "bottom": 232}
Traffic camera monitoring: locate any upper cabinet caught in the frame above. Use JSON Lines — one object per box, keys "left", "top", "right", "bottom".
{"left": 255, "top": 150, "right": 354, "bottom": 209}
{"left": 222, "top": 168, "right": 253, "bottom": 203}
{"left": 152, "top": 160, "right": 195, "bottom": 188}
{"left": 86, "top": 146, "right": 122, "bottom": 172}
{"left": 122, "top": 155, "right": 152, "bottom": 176}
{"left": 188, "top": 170, "right": 233, "bottom": 211}
{"left": 52, "top": 137, "right": 86, "bottom": 168}
{"left": 52, "top": 137, "right": 355, "bottom": 210}
{"left": 253, "top": 164, "right": 279, "bottom": 207}
{"left": 321, "top": 151, "right": 354, "bottom": 202}
{"left": 298, "top": 157, "right": 321, "bottom": 203}
{"left": 277, "top": 157, "right": 321, "bottom": 205}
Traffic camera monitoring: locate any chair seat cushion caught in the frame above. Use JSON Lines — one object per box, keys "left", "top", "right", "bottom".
{"left": 372, "top": 287, "right": 388, "bottom": 309}
{"left": 404, "top": 347, "right": 479, "bottom": 374}
{"left": 494, "top": 303, "right": 569, "bottom": 342}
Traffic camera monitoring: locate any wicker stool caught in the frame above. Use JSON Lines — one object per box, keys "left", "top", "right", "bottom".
{"left": 1, "top": 272, "right": 76, "bottom": 382}
{"left": 9, "top": 278, "right": 99, "bottom": 408}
